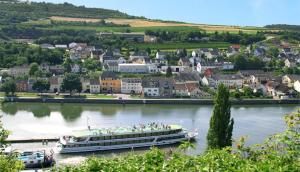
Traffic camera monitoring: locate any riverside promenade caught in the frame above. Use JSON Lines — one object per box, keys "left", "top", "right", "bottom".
{"left": 1, "top": 97, "right": 300, "bottom": 105}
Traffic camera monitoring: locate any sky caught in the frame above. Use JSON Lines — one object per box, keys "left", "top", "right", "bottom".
{"left": 32, "top": 0, "right": 300, "bottom": 26}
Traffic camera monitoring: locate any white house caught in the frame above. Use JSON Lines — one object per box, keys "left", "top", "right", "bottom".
{"left": 129, "top": 51, "right": 149, "bottom": 60}
{"left": 294, "top": 80, "right": 300, "bottom": 93}
{"left": 81, "top": 78, "right": 90, "bottom": 93}
{"left": 90, "top": 79, "right": 101, "bottom": 93}
{"left": 6, "top": 65, "right": 30, "bottom": 77}
{"left": 121, "top": 78, "right": 142, "bottom": 94}
{"left": 118, "top": 64, "right": 159, "bottom": 73}
{"left": 212, "top": 74, "right": 244, "bottom": 88}
{"left": 284, "top": 59, "right": 296, "bottom": 68}
{"left": 49, "top": 76, "right": 63, "bottom": 93}
{"left": 226, "top": 45, "right": 240, "bottom": 57}
{"left": 282, "top": 75, "right": 300, "bottom": 92}
{"left": 71, "top": 64, "right": 81, "bottom": 73}
{"left": 55, "top": 44, "right": 68, "bottom": 49}
{"left": 156, "top": 52, "right": 167, "bottom": 60}
{"left": 206, "top": 49, "right": 220, "bottom": 59}
{"left": 104, "top": 62, "right": 118, "bottom": 72}
{"left": 142, "top": 79, "right": 160, "bottom": 97}
{"left": 201, "top": 76, "right": 209, "bottom": 86}
{"left": 222, "top": 62, "right": 235, "bottom": 70}
{"left": 173, "top": 83, "right": 189, "bottom": 97}
{"left": 161, "top": 66, "right": 189, "bottom": 73}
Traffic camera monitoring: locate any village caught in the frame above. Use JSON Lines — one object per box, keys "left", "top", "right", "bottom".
{"left": 0, "top": 34, "right": 300, "bottom": 100}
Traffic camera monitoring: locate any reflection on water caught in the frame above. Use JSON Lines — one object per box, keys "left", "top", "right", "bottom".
{"left": 0, "top": 103, "right": 299, "bottom": 156}
{"left": 61, "top": 104, "right": 83, "bottom": 122}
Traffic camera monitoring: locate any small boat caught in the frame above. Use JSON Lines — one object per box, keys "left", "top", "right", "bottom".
{"left": 18, "top": 150, "right": 55, "bottom": 169}
{"left": 57, "top": 123, "right": 198, "bottom": 154}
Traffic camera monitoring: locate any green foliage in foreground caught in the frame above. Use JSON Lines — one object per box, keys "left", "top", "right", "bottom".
{"left": 0, "top": 117, "right": 24, "bottom": 172}
{"left": 52, "top": 110, "right": 300, "bottom": 172}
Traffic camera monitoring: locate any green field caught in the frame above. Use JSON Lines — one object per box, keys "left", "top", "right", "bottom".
{"left": 35, "top": 25, "right": 202, "bottom": 33}
{"left": 131, "top": 42, "right": 230, "bottom": 50}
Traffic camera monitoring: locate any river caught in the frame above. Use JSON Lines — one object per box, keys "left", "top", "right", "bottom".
{"left": 0, "top": 103, "right": 298, "bottom": 165}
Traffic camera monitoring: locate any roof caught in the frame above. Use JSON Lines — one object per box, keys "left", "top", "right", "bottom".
{"left": 186, "top": 83, "right": 200, "bottom": 92}
{"left": 122, "top": 78, "right": 142, "bottom": 83}
{"left": 286, "top": 74, "right": 300, "bottom": 81}
{"left": 106, "top": 61, "right": 119, "bottom": 67}
{"left": 231, "top": 45, "right": 240, "bottom": 49}
{"left": 90, "top": 79, "right": 100, "bottom": 85}
{"left": 179, "top": 57, "right": 190, "bottom": 63}
{"left": 71, "top": 124, "right": 182, "bottom": 138}
{"left": 200, "top": 48, "right": 210, "bottom": 52}
{"left": 101, "top": 71, "right": 119, "bottom": 80}
{"left": 157, "top": 51, "right": 168, "bottom": 56}
{"left": 200, "top": 61, "right": 221, "bottom": 67}
{"left": 210, "top": 50, "right": 220, "bottom": 56}
{"left": 175, "top": 72, "right": 201, "bottom": 82}
{"left": 239, "top": 70, "right": 265, "bottom": 76}
{"left": 131, "top": 51, "right": 148, "bottom": 57}
{"left": 275, "top": 84, "right": 289, "bottom": 93}
{"left": 213, "top": 74, "right": 243, "bottom": 80}
{"left": 142, "top": 77, "right": 160, "bottom": 88}
{"left": 16, "top": 80, "right": 27, "bottom": 84}
{"left": 174, "top": 83, "right": 187, "bottom": 90}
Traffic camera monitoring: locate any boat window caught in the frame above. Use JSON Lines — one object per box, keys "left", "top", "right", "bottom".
{"left": 90, "top": 137, "right": 97, "bottom": 141}
{"left": 105, "top": 136, "right": 111, "bottom": 140}
{"left": 76, "top": 137, "right": 86, "bottom": 142}
{"left": 111, "top": 136, "right": 116, "bottom": 139}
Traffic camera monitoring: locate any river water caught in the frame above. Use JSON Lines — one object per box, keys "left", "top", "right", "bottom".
{"left": 0, "top": 103, "right": 298, "bottom": 164}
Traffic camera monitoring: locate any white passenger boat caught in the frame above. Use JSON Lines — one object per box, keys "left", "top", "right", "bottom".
{"left": 57, "top": 123, "right": 198, "bottom": 154}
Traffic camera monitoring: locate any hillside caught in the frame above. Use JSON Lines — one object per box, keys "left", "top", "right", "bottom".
{"left": 265, "top": 24, "right": 300, "bottom": 31}
{"left": 0, "top": 0, "right": 272, "bottom": 34}
{"left": 0, "top": 1, "right": 136, "bottom": 24}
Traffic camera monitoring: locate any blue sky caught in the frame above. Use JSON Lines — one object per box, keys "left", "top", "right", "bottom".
{"left": 32, "top": 0, "right": 300, "bottom": 26}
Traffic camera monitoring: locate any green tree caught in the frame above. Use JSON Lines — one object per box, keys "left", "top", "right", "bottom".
{"left": 166, "top": 66, "right": 173, "bottom": 77}
{"left": 145, "top": 47, "right": 151, "bottom": 55}
{"left": 63, "top": 58, "right": 72, "bottom": 73}
{"left": 266, "top": 47, "right": 279, "bottom": 58}
{"left": 32, "top": 79, "right": 50, "bottom": 94}
{"left": 207, "top": 84, "right": 234, "bottom": 149}
{"left": 0, "top": 117, "right": 24, "bottom": 171}
{"left": 1, "top": 80, "right": 16, "bottom": 96}
{"left": 29, "top": 62, "right": 39, "bottom": 76}
{"left": 61, "top": 73, "right": 82, "bottom": 95}
{"left": 243, "top": 87, "right": 253, "bottom": 98}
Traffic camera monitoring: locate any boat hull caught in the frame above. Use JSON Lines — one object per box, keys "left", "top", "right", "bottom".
{"left": 58, "top": 138, "right": 189, "bottom": 154}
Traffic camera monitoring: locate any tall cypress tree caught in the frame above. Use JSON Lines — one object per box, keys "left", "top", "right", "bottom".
{"left": 207, "top": 84, "right": 234, "bottom": 149}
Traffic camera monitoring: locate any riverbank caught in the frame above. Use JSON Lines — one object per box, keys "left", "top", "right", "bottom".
{"left": 1, "top": 97, "right": 300, "bottom": 105}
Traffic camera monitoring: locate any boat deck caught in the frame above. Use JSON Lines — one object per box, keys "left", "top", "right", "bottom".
{"left": 72, "top": 124, "right": 183, "bottom": 137}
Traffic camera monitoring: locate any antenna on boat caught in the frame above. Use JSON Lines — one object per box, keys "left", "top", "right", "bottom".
{"left": 87, "top": 116, "right": 91, "bottom": 130}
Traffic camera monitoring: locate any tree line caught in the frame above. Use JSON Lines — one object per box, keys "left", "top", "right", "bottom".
{"left": 0, "top": 1, "right": 136, "bottom": 25}
{"left": 0, "top": 42, "right": 64, "bottom": 68}
{"left": 145, "top": 29, "right": 266, "bottom": 45}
